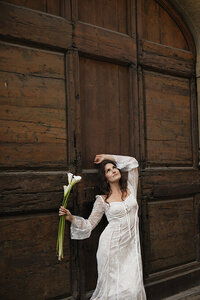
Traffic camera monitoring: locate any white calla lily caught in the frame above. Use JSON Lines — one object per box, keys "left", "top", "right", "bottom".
{"left": 71, "top": 175, "right": 82, "bottom": 185}
{"left": 67, "top": 172, "right": 73, "bottom": 185}
{"left": 63, "top": 185, "right": 70, "bottom": 197}
{"left": 57, "top": 172, "right": 82, "bottom": 260}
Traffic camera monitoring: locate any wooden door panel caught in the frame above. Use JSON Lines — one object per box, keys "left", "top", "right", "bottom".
{"left": 141, "top": 0, "right": 160, "bottom": 43}
{"left": 159, "top": 5, "right": 188, "bottom": 49}
{"left": 0, "top": 42, "right": 66, "bottom": 168}
{"left": 140, "top": 0, "right": 188, "bottom": 50}
{"left": 0, "top": 172, "right": 68, "bottom": 214}
{"left": 78, "top": 0, "right": 128, "bottom": 34}
{"left": 0, "top": 42, "right": 65, "bottom": 78}
{"left": 143, "top": 70, "right": 192, "bottom": 166}
{"left": 79, "top": 57, "right": 130, "bottom": 169}
{"left": 74, "top": 22, "right": 136, "bottom": 63}
{"left": 0, "top": 214, "right": 71, "bottom": 300}
{"left": 139, "top": 40, "right": 194, "bottom": 76}
{"left": 5, "top": 0, "right": 47, "bottom": 11}
{"left": 137, "top": 0, "right": 198, "bottom": 297}
{"left": 142, "top": 169, "right": 200, "bottom": 199}
{"left": 146, "top": 197, "right": 196, "bottom": 273}
{"left": 4, "top": 0, "right": 71, "bottom": 17}
{"left": 78, "top": 56, "right": 136, "bottom": 295}
{"left": 0, "top": 2, "right": 72, "bottom": 49}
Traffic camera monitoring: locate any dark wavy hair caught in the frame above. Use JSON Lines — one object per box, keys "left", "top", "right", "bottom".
{"left": 98, "top": 160, "right": 128, "bottom": 203}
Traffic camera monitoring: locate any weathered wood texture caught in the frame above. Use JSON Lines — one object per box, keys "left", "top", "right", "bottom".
{"left": 146, "top": 198, "right": 196, "bottom": 273}
{"left": 77, "top": 53, "right": 138, "bottom": 295}
{"left": 0, "top": 0, "right": 199, "bottom": 299}
{"left": 78, "top": 0, "right": 128, "bottom": 34}
{"left": 143, "top": 70, "right": 192, "bottom": 166}
{"left": 0, "top": 42, "right": 67, "bottom": 168}
{"left": 140, "top": 0, "right": 189, "bottom": 50}
{"left": 74, "top": 22, "right": 136, "bottom": 64}
{"left": 142, "top": 169, "right": 200, "bottom": 199}
{"left": 139, "top": 40, "right": 195, "bottom": 76}
{"left": 0, "top": 214, "right": 71, "bottom": 300}
{"left": 5, "top": 0, "right": 71, "bottom": 18}
{"left": 79, "top": 56, "right": 131, "bottom": 169}
{"left": 0, "top": 172, "right": 73, "bottom": 214}
{"left": 137, "top": 0, "right": 199, "bottom": 298}
{"left": 0, "top": 1, "right": 72, "bottom": 49}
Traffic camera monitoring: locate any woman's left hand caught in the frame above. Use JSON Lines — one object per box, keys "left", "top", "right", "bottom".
{"left": 94, "top": 154, "right": 105, "bottom": 164}
{"left": 94, "top": 154, "right": 115, "bottom": 164}
{"left": 59, "top": 206, "right": 74, "bottom": 222}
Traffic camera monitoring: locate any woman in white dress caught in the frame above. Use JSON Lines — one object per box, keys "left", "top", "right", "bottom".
{"left": 59, "top": 154, "right": 147, "bottom": 300}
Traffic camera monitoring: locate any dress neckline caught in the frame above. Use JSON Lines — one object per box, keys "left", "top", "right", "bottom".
{"left": 99, "top": 193, "right": 132, "bottom": 205}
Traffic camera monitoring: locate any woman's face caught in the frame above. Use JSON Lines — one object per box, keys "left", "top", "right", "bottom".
{"left": 104, "top": 163, "right": 121, "bottom": 184}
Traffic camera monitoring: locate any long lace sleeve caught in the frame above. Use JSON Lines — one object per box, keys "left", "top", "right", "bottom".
{"left": 113, "top": 155, "right": 139, "bottom": 198}
{"left": 70, "top": 196, "right": 105, "bottom": 240}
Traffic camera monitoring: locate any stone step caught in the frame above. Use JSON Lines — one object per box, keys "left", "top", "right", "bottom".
{"left": 162, "top": 285, "right": 200, "bottom": 300}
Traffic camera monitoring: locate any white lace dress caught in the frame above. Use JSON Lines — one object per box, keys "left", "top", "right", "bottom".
{"left": 70, "top": 155, "right": 146, "bottom": 300}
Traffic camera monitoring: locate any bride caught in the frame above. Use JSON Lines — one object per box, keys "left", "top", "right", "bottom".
{"left": 59, "top": 154, "right": 146, "bottom": 300}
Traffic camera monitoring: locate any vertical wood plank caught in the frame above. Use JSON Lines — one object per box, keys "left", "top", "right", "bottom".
{"left": 65, "top": 49, "right": 81, "bottom": 299}
{"left": 71, "top": 0, "right": 78, "bottom": 22}
{"left": 66, "top": 50, "right": 81, "bottom": 172}
{"left": 140, "top": 0, "right": 160, "bottom": 44}
{"left": 5, "top": 0, "right": 46, "bottom": 12}
{"left": 190, "top": 77, "right": 199, "bottom": 168}
{"left": 46, "top": 0, "right": 60, "bottom": 16}
{"left": 138, "top": 67, "right": 146, "bottom": 168}
{"left": 159, "top": 4, "right": 188, "bottom": 50}
{"left": 129, "top": 64, "right": 140, "bottom": 159}
{"left": 194, "top": 193, "right": 200, "bottom": 262}
{"left": 77, "top": 0, "right": 127, "bottom": 34}
{"left": 61, "top": 0, "right": 71, "bottom": 20}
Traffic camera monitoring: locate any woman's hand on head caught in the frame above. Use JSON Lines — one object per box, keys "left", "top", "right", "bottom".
{"left": 94, "top": 154, "right": 105, "bottom": 164}
{"left": 59, "top": 206, "right": 74, "bottom": 222}
{"left": 94, "top": 154, "right": 115, "bottom": 164}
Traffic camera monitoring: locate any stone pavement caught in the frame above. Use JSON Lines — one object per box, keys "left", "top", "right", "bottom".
{"left": 162, "top": 285, "right": 200, "bottom": 300}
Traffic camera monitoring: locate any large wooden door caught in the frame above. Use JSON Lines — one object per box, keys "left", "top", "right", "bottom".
{"left": 67, "top": 2, "right": 138, "bottom": 297}
{"left": 137, "top": 0, "right": 199, "bottom": 299}
{"left": 0, "top": 1, "right": 72, "bottom": 300}
{"left": 0, "top": 1, "right": 199, "bottom": 299}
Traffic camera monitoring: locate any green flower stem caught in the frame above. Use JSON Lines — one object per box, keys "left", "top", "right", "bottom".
{"left": 57, "top": 183, "right": 75, "bottom": 260}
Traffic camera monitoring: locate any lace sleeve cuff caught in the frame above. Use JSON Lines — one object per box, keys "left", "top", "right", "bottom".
{"left": 70, "top": 216, "right": 92, "bottom": 240}
{"left": 113, "top": 155, "right": 139, "bottom": 171}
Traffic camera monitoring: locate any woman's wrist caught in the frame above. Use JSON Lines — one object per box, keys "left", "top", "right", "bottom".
{"left": 65, "top": 214, "right": 74, "bottom": 223}
{"left": 69, "top": 215, "right": 75, "bottom": 223}
{"left": 103, "top": 154, "right": 115, "bottom": 161}
{"left": 94, "top": 154, "right": 115, "bottom": 164}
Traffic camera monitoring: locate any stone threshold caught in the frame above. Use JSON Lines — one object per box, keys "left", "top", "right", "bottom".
{"left": 162, "top": 285, "right": 200, "bottom": 300}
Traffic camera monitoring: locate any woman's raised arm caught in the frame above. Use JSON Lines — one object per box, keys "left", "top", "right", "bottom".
{"left": 113, "top": 155, "right": 139, "bottom": 198}
{"left": 94, "top": 154, "right": 115, "bottom": 164}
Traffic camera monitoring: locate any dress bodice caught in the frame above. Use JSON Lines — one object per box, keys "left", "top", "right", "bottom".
{"left": 100, "top": 194, "right": 138, "bottom": 223}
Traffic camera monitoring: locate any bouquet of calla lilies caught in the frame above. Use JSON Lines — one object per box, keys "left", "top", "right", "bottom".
{"left": 57, "top": 172, "right": 81, "bottom": 261}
